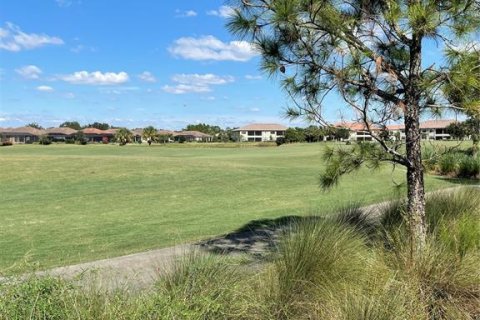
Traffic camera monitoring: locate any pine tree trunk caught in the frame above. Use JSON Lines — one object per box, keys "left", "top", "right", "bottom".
{"left": 404, "top": 30, "right": 427, "bottom": 257}
{"left": 404, "top": 111, "right": 427, "bottom": 257}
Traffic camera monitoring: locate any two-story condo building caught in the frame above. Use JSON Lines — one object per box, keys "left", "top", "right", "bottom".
{"left": 233, "top": 123, "right": 287, "bottom": 142}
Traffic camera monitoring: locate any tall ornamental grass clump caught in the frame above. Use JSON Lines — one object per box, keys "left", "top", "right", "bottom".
{"left": 140, "top": 252, "right": 249, "bottom": 320}
{"left": 379, "top": 188, "right": 480, "bottom": 319}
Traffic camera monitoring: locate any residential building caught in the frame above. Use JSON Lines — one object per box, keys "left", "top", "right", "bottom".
{"left": 82, "top": 128, "right": 117, "bottom": 143}
{"left": 45, "top": 127, "right": 77, "bottom": 141}
{"left": 173, "top": 131, "right": 213, "bottom": 142}
{"left": 338, "top": 119, "right": 457, "bottom": 141}
{"left": 386, "top": 124, "right": 405, "bottom": 141}
{"left": 233, "top": 123, "right": 287, "bottom": 142}
{"left": 334, "top": 122, "right": 381, "bottom": 141}
{"left": 420, "top": 120, "right": 456, "bottom": 140}
{"left": 131, "top": 129, "right": 144, "bottom": 143}
{"left": 0, "top": 126, "right": 45, "bottom": 144}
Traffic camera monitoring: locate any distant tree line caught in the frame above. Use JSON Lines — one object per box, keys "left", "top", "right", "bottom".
{"left": 446, "top": 118, "right": 480, "bottom": 155}
{"left": 25, "top": 121, "right": 116, "bottom": 131}
{"left": 183, "top": 123, "right": 236, "bottom": 142}
{"left": 284, "top": 126, "right": 350, "bottom": 143}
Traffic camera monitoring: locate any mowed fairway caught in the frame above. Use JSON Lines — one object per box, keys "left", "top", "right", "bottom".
{"left": 0, "top": 143, "right": 456, "bottom": 271}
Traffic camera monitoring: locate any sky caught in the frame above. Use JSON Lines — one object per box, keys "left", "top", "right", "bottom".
{"left": 0, "top": 1, "right": 467, "bottom": 130}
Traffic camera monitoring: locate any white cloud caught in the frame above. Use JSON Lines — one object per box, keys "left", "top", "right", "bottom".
{"left": 138, "top": 71, "right": 156, "bottom": 83}
{"left": 70, "top": 44, "right": 96, "bottom": 53}
{"left": 60, "top": 71, "right": 129, "bottom": 85}
{"left": 172, "top": 73, "right": 234, "bottom": 85}
{"left": 16, "top": 65, "right": 42, "bottom": 79}
{"left": 163, "top": 73, "right": 234, "bottom": 95}
{"left": 245, "top": 74, "right": 262, "bottom": 80}
{"left": 55, "top": 0, "right": 72, "bottom": 7}
{"left": 250, "top": 107, "right": 261, "bottom": 112}
{"left": 207, "top": 6, "right": 235, "bottom": 18}
{"left": 169, "top": 35, "right": 258, "bottom": 62}
{"left": 175, "top": 9, "right": 198, "bottom": 18}
{"left": 36, "top": 85, "right": 54, "bottom": 92}
{"left": 162, "top": 84, "right": 212, "bottom": 94}
{"left": 99, "top": 86, "right": 140, "bottom": 95}
{"left": 0, "top": 22, "right": 64, "bottom": 52}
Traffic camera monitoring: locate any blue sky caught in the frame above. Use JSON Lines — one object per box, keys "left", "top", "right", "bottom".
{"left": 0, "top": 0, "right": 299, "bottom": 129}
{"left": 0, "top": 1, "right": 465, "bottom": 129}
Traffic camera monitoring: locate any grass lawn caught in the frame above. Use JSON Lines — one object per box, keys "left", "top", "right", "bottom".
{"left": 0, "top": 142, "right": 464, "bottom": 272}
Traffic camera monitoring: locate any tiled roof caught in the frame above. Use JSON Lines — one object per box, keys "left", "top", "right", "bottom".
{"left": 131, "top": 129, "right": 143, "bottom": 136}
{"left": 158, "top": 129, "right": 175, "bottom": 135}
{"left": 420, "top": 120, "right": 456, "bottom": 129}
{"left": 386, "top": 124, "right": 404, "bottom": 130}
{"left": 81, "top": 128, "right": 114, "bottom": 135}
{"left": 0, "top": 126, "right": 46, "bottom": 135}
{"left": 234, "top": 123, "right": 287, "bottom": 131}
{"left": 103, "top": 128, "right": 118, "bottom": 134}
{"left": 173, "top": 131, "right": 212, "bottom": 138}
{"left": 334, "top": 122, "right": 381, "bottom": 131}
{"left": 45, "top": 127, "right": 78, "bottom": 135}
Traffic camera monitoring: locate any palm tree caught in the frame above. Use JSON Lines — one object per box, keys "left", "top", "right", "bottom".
{"left": 115, "top": 128, "right": 133, "bottom": 146}
{"left": 142, "top": 126, "right": 157, "bottom": 146}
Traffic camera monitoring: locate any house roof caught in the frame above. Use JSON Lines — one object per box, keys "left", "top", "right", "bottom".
{"left": 158, "top": 129, "right": 175, "bottom": 136}
{"left": 338, "top": 119, "right": 457, "bottom": 131}
{"left": 103, "top": 128, "right": 118, "bottom": 134}
{"left": 0, "top": 126, "right": 46, "bottom": 135}
{"left": 45, "top": 127, "right": 78, "bottom": 135}
{"left": 334, "top": 122, "right": 381, "bottom": 131}
{"left": 173, "top": 131, "right": 212, "bottom": 138}
{"left": 81, "top": 128, "right": 115, "bottom": 135}
{"left": 130, "top": 129, "right": 141, "bottom": 136}
{"left": 386, "top": 124, "right": 405, "bottom": 130}
{"left": 233, "top": 123, "right": 287, "bottom": 131}
{"left": 420, "top": 120, "right": 456, "bottom": 129}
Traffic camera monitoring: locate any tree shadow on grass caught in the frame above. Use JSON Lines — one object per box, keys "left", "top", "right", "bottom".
{"left": 430, "top": 176, "right": 480, "bottom": 187}
{"left": 197, "top": 215, "right": 322, "bottom": 258}
{"left": 198, "top": 205, "right": 379, "bottom": 259}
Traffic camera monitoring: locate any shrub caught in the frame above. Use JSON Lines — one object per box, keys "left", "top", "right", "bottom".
{"left": 276, "top": 137, "right": 285, "bottom": 146}
{"left": 38, "top": 136, "right": 52, "bottom": 145}
{"left": 458, "top": 155, "right": 480, "bottom": 178}
{"left": 438, "top": 152, "right": 458, "bottom": 175}
{"left": 0, "top": 141, "right": 13, "bottom": 146}
{"left": 74, "top": 132, "right": 88, "bottom": 145}
{"left": 382, "top": 236, "right": 480, "bottom": 319}
{"left": 0, "top": 276, "right": 75, "bottom": 319}
{"left": 140, "top": 252, "right": 247, "bottom": 319}
{"left": 266, "top": 219, "right": 372, "bottom": 318}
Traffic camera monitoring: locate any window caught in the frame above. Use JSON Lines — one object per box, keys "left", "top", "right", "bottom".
{"left": 248, "top": 131, "right": 255, "bottom": 135}
{"left": 255, "top": 131, "right": 262, "bottom": 135}
{"left": 241, "top": 131, "right": 246, "bottom": 134}
{"left": 277, "top": 131, "right": 284, "bottom": 136}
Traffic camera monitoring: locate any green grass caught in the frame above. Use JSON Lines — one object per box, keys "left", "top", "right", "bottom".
{"left": 0, "top": 143, "right": 461, "bottom": 272}
{"left": 1, "top": 188, "right": 478, "bottom": 319}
